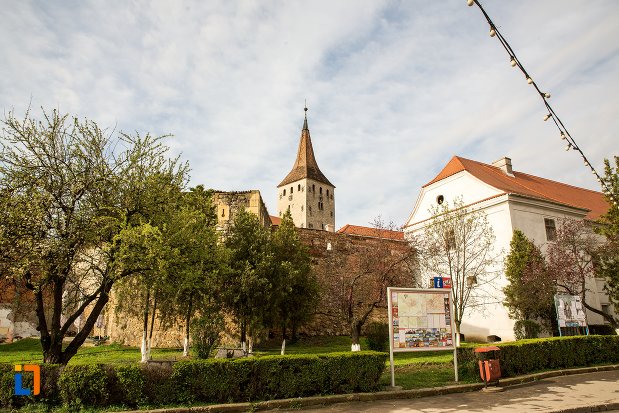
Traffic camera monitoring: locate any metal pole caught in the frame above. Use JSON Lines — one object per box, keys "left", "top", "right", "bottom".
{"left": 387, "top": 287, "right": 396, "bottom": 387}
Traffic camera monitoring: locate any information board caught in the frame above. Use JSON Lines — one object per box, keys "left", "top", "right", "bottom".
{"left": 389, "top": 288, "right": 454, "bottom": 351}
{"left": 387, "top": 287, "right": 458, "bottom": 386}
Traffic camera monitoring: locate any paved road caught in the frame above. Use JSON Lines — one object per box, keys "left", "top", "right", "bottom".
{"left": 276, "top": 370, "right": 619, "bottom": 413}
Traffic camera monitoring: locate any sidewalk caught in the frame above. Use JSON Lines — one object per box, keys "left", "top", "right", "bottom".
{"left": 278, "top": 369, "right": 619, "bottom": 413}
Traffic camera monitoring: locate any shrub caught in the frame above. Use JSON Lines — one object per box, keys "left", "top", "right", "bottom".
{"left": 114, "top": 365, "right": 145, "bottom": 407}
{"left": 139, "top": 362, "right": 173, "bottom": 405}
{"left": 458, "top": 335, "right": 619, "bottom": 380}
{"left": 58, "top": 364, "right": 109, "bottom": 407}
{"left": 191, "top": 313, "right": 224, "bottom": 359}
{"left": 513, "top": 320, "right": 542, "bottom": 340}
{"left": 0, "top": 364, "right": 13, "bottom": 408}
{"left": 365, "top": 322, "right": 389, "bottom": 352}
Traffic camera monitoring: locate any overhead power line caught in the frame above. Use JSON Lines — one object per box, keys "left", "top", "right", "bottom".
{"left": 466, "top": 0, "right": 618, "bottom": 206}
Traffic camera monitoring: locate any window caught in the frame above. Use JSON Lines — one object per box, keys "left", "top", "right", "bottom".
{"left": 290, "top": 186, "right": 293, "bottom": 194}
{"left": 283, "top": 189, "right": 286, "bottom": 196}
{"left": 436, "top": 195, "right": 444, "bottom": 205}
{"left": 330, "top": 211, "right": 333, "bottom": 217}
{"left": 319, "top": 187, "right": 322, "bottom": 194}
{"left": 545, "top": 218, "right": 557, "bottom": 241}
{"left": 321, "top": 223, "right": 325, "bottom": 230}
{"left": 318, "top": 202, "right": 324, "bottom": 211}
{"left": 327, "top": 189, "right": 330, "bottom": 197}
{"left": 221, "top": 209, "right": 225, "bottom": 217}
{"left": 298, "top": 184, "right": 301, "bottom": 191}
{"left": 312, "top": 184, "right": 315, "bottom": 192}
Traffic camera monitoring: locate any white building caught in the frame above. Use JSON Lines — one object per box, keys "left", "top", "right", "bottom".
{"left": 404, "top": 155, "right": 611, "bottom": 341}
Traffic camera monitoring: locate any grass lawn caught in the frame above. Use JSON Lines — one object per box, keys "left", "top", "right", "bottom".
{"left": 0, "top": 338, "right": 184, "bottom": 365}
{"left": 1, "top": 336, "right": 470, "bottom": 390}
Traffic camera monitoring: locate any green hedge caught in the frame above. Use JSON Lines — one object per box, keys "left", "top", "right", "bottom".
{"left": 457, "top": 335, "right": 619, "bottom": 380}
{"left": 0, "top": 351, "right": 387, "bottom": 408}
{"left": 172, "top": 351, "right": 387, "bottom": 404}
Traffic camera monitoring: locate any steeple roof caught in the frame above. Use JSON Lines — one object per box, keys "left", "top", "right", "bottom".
{"left": 278, "top": 108, "right": 334, "bottom": 188}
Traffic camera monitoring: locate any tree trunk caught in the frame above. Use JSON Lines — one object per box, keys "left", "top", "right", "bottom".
{"left": 455, "top": 321, "right": 461, "bottom": 346}
{"left": 240, "top": 319, "right": 247, "bottom": 352}
{"left": 147, "top": 294, "right": 157, "bottom": 357}
{"left": 141, "top": 289, "right": 151, "bottom": 363}
{"left": 281, "top": 324, "right": 287, "bottom": 355}
{"left": 351, "top": 321, "right": 362, "bottom": 351}
{"left": 183, "top": 297, "right": 193, "bottom": 357}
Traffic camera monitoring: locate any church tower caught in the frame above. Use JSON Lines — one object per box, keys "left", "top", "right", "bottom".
{"left": 278, "top": 107, "right": 335, "bottom": 231}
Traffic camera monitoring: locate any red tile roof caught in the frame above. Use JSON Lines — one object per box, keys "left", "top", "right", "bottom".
{"left": 424, "top": 156, "right": 608, "bottom": 220}
{"left": 337, "top": 224, "right": 405, "bottom": 240}
{"left": 270, "top": 215, "right": 281, "bottom": 226}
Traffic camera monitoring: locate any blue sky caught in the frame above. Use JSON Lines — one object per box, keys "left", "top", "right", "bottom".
{"left": 1, "top": 1, "right": 617, "bottom": 228}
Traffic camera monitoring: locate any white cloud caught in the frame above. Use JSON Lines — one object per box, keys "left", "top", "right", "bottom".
{"left": 1, "top": 0, "right": 617, "bottom": 228}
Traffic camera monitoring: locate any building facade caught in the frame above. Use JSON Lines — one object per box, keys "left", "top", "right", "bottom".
{"left": 404, "top": 155, "right": 613, "bottom": 342}
{"left": 277, "top": 108, "right": 335, "bottom": 231}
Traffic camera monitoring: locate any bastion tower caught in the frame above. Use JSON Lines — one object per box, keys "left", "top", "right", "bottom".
{"left": 277, "top": 107, "right": 335, "bottom": 231}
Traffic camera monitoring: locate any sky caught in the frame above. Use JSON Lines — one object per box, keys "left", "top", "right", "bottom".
{"left": 1, "top": 1, "right": 618, "bottom": 229}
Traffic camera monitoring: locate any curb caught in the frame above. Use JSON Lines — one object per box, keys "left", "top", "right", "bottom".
{"left": 120, "top": 364, "right": 619, "bottom": 413}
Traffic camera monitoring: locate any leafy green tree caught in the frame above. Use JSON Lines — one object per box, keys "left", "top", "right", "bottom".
{"left": 271, "top": 209, "right": 318, "bottom": 354}
{"left": 503, "top": 230, "right": 554, "bottom": 337}
{"left": 0, "top": 108, "right": 187, "bottom": 364}
{"left": 596, "top": 156, "right": 619, "bottom": 320}
{"left": 160, "top": 185, "right": 222, "bottom": 357}
{"left": 220, "top": 208, "right": 273, "bottom": 352}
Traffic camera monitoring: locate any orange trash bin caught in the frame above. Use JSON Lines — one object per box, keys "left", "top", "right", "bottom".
{"left": 474, "top": 346, "right": 501, "bottom": 387}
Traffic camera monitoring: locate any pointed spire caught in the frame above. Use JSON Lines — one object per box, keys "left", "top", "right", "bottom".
{"left": 303, "top": 103, "right": 308, "bottom": 131}
{"left": 278, "top": 105, "right": 334, "bottom": 188}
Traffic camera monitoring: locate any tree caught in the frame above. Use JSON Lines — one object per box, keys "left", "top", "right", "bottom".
{"left": 596, "top": 156, "right": 619, "bottom": 319}
{"left": 503, "top": 230, "right": 555, "bottom": 337}
{"left": 547, "top": 219, "right": 618, "bottom": 328}
{"left": 161, "top": 185, "right": 222, "bottom": 357}
{"left": 270, "top": 209, "right": 318, "bottom": 354}
{"left": 418, "top": 198, "right": 501, "bottom": 343}
{"left": 219, "top": 208, "right": 273, "bottom": 352}
{"left": 0, "top": 108, "right": 187, "bottom": 364}
{"left": 319, "top": 218, "right": 417, "bottom": 351}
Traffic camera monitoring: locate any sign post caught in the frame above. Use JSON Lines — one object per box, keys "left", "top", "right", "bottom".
{"left": 387, "top": 287, "right": 458, "bottom": 387}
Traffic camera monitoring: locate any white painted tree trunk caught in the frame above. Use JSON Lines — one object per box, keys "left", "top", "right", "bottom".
{"left": 140, "top": 333, "right": 148, "bottom": 362}
{"left": 280, "top": 339, "right": 286, "bottom": 355}
{"left": 248, "top": 335, "right": 253, "bottom": 355}
{"left": 183, "top": 337, "right": 189, "bottom": 357}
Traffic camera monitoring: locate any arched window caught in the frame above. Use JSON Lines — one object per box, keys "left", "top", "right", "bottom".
{"left": 319, "top": 187, "right": 322, "bottom": 194}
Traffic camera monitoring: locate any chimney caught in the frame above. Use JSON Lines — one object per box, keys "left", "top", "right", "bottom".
{"left": 492, "top": 157, "right": 514, "bottom": 177}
